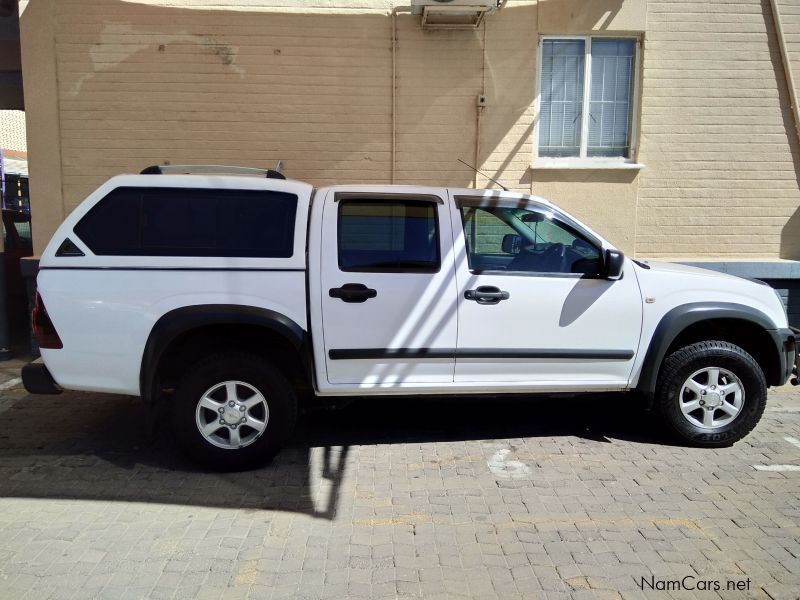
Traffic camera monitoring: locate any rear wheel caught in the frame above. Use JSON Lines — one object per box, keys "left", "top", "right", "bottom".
{"left": 170, "top": 352, "right": 297, "bottom": 470}
{"left": 655, "top": 341, "right": 767, "bottom": 447}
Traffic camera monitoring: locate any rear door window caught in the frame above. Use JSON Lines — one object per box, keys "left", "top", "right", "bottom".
{"left": 338, "top": 199, "right": 440, "bottom": 272}
{"left": 73, "top": 187, "right": 298, "bottom": 257}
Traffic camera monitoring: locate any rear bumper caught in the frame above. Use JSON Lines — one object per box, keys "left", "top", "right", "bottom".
{"left": 21, "top": 359, "right": 62, "bottom": 395}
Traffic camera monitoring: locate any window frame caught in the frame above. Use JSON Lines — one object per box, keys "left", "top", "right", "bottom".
{"left": 336, "top": 195, "right": 442, "bottom": 274}
{"left": 533, "top": 34, "right": 643, "bottom": 170}
{"left": 455, "top": 196, "right": 604, "bottom": 279}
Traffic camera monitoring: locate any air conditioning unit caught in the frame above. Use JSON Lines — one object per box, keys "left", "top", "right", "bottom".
{"left": 411, "top": 0, "right": 499, "bottom": 30}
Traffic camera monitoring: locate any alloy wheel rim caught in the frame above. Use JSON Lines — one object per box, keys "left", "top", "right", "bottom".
{"left": 679, "top": 367, "right": 744, "bottom": 430}
{"left": 195, "top": 380, "right": 269, "bottom": 449}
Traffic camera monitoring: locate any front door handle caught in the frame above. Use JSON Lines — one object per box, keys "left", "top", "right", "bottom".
{"left": 329, "top": 283, "right": 377, "bottom": 303}
{"left": 464, "top": 286, "right": 510, "bottom": 305}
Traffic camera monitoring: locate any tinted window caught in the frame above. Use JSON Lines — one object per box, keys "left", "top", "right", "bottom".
{"left": 74, "top": 187, "right": 298, "bottom": 257}
{"left": 338, "top": 199, "right": 439, "bottom": 272}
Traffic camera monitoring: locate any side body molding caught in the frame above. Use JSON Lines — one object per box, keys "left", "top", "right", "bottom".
{"left": 140, "top": 305, "right": 307, "bottom": 401}
{"left": 635, "top": 302, "right": 779, "bottom": 400}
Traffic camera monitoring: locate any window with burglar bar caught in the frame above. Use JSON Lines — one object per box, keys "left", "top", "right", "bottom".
{"left": 537, "top": 36, "right": 638, "bottom": 160}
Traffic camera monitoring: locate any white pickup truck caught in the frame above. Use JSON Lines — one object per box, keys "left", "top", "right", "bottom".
{"left": 22, "top": 165, "right": 798, "bottom": 470}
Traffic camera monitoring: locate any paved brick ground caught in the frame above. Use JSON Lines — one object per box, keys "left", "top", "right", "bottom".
{"left": 0, "top": 366, "right": 798, "bottom": 600}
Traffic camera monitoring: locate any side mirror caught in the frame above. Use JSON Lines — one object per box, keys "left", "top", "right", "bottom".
{"left": 501, "top": 234, "right": 523, "bottom": 255}
{"left": 603, "top": 249, "right": 624, "bottom": 280}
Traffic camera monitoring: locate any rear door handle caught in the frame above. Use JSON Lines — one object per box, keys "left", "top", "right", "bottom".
{"left": 329, "top": 283, "right": 377, "bottom": 303}
{"left": 464, "top": 286, "right": 510, "bottom": 305}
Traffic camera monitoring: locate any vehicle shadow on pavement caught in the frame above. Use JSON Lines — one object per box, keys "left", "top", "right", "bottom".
{"left": 299, "top": 393, "right": 663, "bottom": 447}
{"left": 0, "top": 391, "right": 667, "bottom": 518}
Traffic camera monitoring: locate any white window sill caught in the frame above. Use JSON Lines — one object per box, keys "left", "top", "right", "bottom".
{"left": 531, "top": 159, "right": 645, "bottom": 170}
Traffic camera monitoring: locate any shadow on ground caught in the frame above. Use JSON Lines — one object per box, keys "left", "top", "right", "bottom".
{"left": 0, "top": 391, "right": 665, "bottom": 517}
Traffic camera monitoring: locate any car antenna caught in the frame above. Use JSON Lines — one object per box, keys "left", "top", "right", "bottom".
{"left": 457, "top": 158, "right": 509, "bottom": 192}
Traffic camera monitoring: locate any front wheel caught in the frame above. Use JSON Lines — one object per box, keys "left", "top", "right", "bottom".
{"left": 655, "top": 341, "right": 767, "bottom": 447}
{"left": 170, "top": 352, "right": 297, "bottom": 471}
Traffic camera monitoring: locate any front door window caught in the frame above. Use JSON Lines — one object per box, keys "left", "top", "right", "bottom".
{"left": 459, "top": 204, "right": 601, "bottom": 275}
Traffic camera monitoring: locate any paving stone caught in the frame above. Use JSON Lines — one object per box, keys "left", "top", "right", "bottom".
{"left": 0, "top": 386, "right": 798, "bottom": 599}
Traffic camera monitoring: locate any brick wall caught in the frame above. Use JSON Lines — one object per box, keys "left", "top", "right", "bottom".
{"left": 764, "top": 279, "right": 800, "bottom": 327}
{"left": 55, "top": 1, "right": 395, "bottom": 214}
{"left": 20, "top": 0, "right": 800, "bottom": 263}
{"left": 637, "top": 0, "right": 800, "bottom": 259}
{"left": 50, "top": 0, "right": 539, "bottom": 217}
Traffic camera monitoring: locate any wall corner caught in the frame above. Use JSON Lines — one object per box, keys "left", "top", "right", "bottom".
{"left": 19, "top": 0, "right": 64, "bottom": 255}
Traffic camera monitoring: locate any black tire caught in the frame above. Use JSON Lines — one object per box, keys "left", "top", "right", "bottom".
{"left": 655, "top": 341, "right": 767, "bottom": 447}
{"left": 170, "top": 352, "right": 297, "bottom": 471}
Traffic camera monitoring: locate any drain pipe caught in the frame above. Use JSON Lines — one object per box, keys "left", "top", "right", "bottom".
{"left": 391, "top": 9, "right": 397, "bottom": 184}
{"left": 768, "top": 0, "right": 800, "bottom": 146}
{"left": 475, "top": 20, "right": 487, "bottom": 188}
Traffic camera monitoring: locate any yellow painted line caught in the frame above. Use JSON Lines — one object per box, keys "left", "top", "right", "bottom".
{"left": 234, "top": 560, "right": 258, "bottom": 586}
{"left": 496, "top": 516, "right": 706, "bottom": 532}
{"left": 353, "top": 513, "right": 431, "bottom": 527}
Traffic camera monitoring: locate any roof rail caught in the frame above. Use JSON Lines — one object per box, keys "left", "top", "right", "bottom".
{"left": 139, "top": 163, "right": 286, "bottom": 180}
